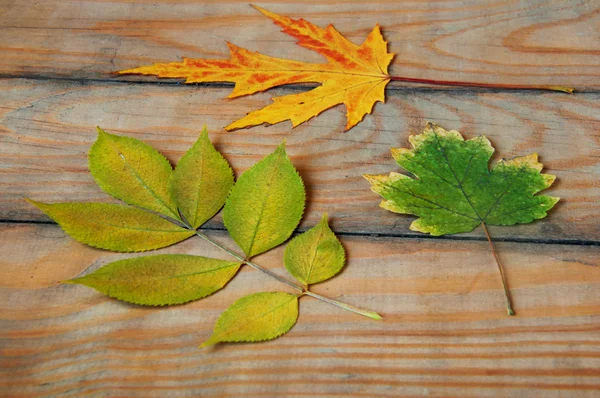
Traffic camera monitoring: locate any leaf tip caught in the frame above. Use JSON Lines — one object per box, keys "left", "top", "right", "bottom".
{"left": 96, "top": 126, "right": 108, "bottom": 136}
{"left": 390, "top": 147, "right": 409, "bottom": 161}
{"left": 424, "top": 121, "right": 438, "bottom": 131}
{"left": 199, "top": 339, "right": 217, "bottom": 348}
{"left": 199, "top": 126, "right": 209, "bottom": 140}
{"left": 548, "top": 196, "right": 560, "bottom": 208}
{"left": 363, "top": 174, "right": 376, "bottom": 183}
{"left": 250, "top": 4, "right": 270, "bottom": 17}
{"left": 24, "top": 197, "right": 46, "bottom": 210}
{"left": 276, "top": 139, "right": 287, "bottom": 153}
{"left": 363, "top": 174, "right": 388, "bottom": 186}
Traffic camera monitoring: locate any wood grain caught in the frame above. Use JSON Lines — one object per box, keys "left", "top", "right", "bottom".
{"left": 1, "top": 1, "right": 599, "bottom": 396}
{"left": 1, "top": 78, "right": 598, "bottom": 242}
{"left": 0, "top": 223, "right": 598, "bottom": 397}
{"left": 1, "top": 0, "right": 599, "bottom": 89}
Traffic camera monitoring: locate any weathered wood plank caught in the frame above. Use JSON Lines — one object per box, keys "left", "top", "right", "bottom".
{"left": 0, "top": 223, "right": 598, "bottom": 397}
{"left": 1, "top": 0, "right": 599, "bottom": 89}
{"left": 1, "top": 79, "right": 599, "bottom": 241}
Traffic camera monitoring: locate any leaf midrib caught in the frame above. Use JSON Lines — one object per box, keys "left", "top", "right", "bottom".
{"left": 305, "top": 224, "right": 326, "bottom": 284}
{"left": 179, "top": 65, "right": 389, "bottom": 81}
{"left": 430, "top": 133, "right": 531, "bottom": 225}
{"left": 245, "top": 149, "right": 284, "bottom": 257}
{"left": 134, "top": 263, "right": 240, "bottom": 283}
{"left": 107, "top": 138, "right": 178, "bottom": 220}
{"left": 432, "top": 133, "right": 484, "bottom": 222}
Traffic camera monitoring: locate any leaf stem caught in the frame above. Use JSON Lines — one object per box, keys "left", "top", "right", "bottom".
{"left": 194, "top": 231, "right": 302, "bottom": 292}
{"left": 388, "top": 76, "right": 573, "bottom": 94}
{"left": 481, "top": 223, "right": 515, "bottom": 316}
{"left": 303, "top": 291, "right": 382, "bottom": 320}
{"left": 194, "top": 231, "right": 382, "bottom": 320}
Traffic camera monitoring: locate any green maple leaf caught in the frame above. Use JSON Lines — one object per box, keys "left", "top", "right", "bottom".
{"left": 365, "top": 123, "right": 559, "bottom": 315}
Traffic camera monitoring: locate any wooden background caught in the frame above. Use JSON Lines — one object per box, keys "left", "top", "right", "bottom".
{"left": 1, "top": 0, "right": 599, "bottom": 396}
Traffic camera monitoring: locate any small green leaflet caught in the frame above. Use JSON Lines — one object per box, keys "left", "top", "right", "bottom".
{"left": 284, "top": 213, "right": 345, "bottom": 285}
{"left": 201, "top": 292, "right": 299, "bottom": 347}
{"left": 223, "top": 142, "right": 305, "bottom": 258}
{"left": 365, "top": 122, "right": 559, "bottom": 315}
{"left": 27, "top": 127, "right": 379, "bottom": 347}
{"left": 68, "top": 255, "right": 241, "bottom": 305}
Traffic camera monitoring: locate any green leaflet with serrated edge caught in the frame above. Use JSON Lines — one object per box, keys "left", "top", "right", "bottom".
{"left": 169, "top": 127, "right": 234, "bottom": 229}
{"left": 201, "top": 292, "right": 298, "bottom": 347}
{"left": 68, "top": 254, "right": 241, "bottom": 305}
{"left": 89, "top": 127, "right": 180, "bottom": 220}
{"left": 223, "top": 142, "right": 305, "bottom": 258}
{"left": 26, "top": 200, "right": 193, "bottom": 252}
{"left": 284, "top": 213, "right": 345, "bottom": 285}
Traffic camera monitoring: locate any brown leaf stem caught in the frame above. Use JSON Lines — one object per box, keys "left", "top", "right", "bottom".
{"left": 388, "top": 76, "right": 573, "bottom": 94}
{"left": 481, "top": 222, "right": 515, "bottom": 316}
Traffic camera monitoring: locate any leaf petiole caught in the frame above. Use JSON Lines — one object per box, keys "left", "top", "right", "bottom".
{"left": 194, "top": 231, "right": 382, "bottom": 320}
{"left": 481, "top": 223, "right": 515, "bottom": 316}
{"left": 388, "top": 76, "right": 573, "bottom": 94}
{"left": 304, "top": 291, "right": 382, "bottom": 320}
{"left": 194, "top": 231, "right": 302, "bottom": 292}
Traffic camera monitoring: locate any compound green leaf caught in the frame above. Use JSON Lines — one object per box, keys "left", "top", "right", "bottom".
{"left": 26, "top": 200, "right": 193, "bottom": 252}
{"left": 67, "top": 254, "right": 240, "bottom": 305}
{"left": 223, "top": 142, "right": 305, "bottom": 258}
{"left": 89, "top": 127, "right": 180, "bottom": 220}
{"left": 201, "top": 292, "right": 298, "bottom": 347}
{"left": 284, "top": 213, "right": 345, "bottom": 285}
{"left": 169, "top": 128, "right": 234, "bottom": 229}
{"left": 365, "top": 123, "right": 559, "bottom": 236}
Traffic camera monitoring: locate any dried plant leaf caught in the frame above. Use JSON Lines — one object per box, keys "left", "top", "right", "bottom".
{"left": 201, "top": 292, "right": 298, "bottom": 347}
{"left": 223, "top": 142, "right": 305, "bottom": 258}
{"left": 26, "top": 127, "right": 381, "bottom": 347}
{"left": 26, "top": 200, "right": 193, "bottom": 252}
{"left": 90, "top": 127, "right": 179, "bottom": 220}
{"left": 284, "top": 213, "right": 345, "bottom": 285}
{"left": 365, "top": 123, "right": 559, "bottom": 236}
{"left": 117, "top": 5, "right": 393, "bottom": 131}
{"left": 68, "top": 254, "right": 240, "bottom": 305}
{"left": 169, "top": 128, "right": 234, "bottom": 229}
{"left": 365, "top": 123, "right": 560, "bottom": 316}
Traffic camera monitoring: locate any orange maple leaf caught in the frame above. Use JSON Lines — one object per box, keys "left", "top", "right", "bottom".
{"left": 117, "top": 5, "right": 394, "bottom": 131}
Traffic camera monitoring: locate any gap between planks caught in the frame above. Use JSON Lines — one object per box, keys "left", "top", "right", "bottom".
{"left": 1, "top": 220, "right": 598, "bottom": 247}
{"left": 1, "top": 74, "right": 597, "bottom": 95}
